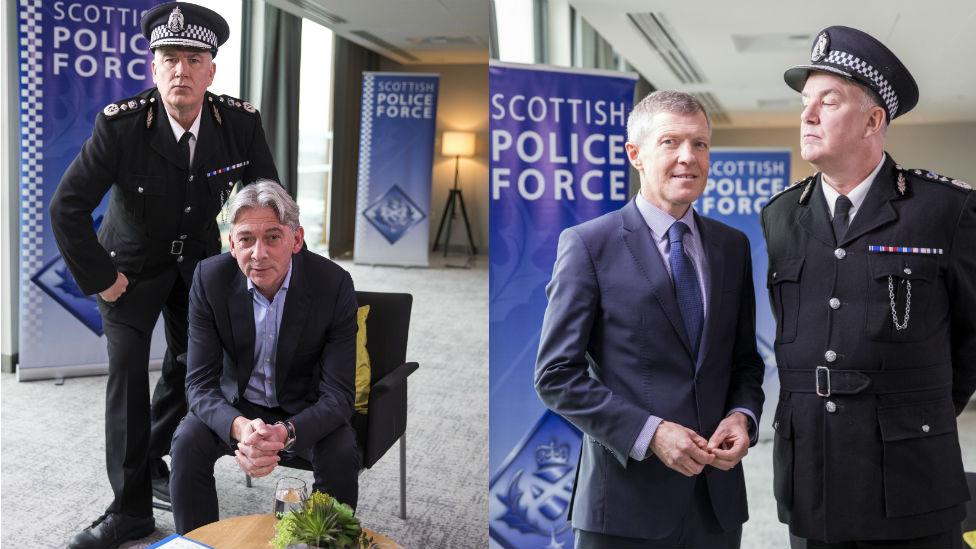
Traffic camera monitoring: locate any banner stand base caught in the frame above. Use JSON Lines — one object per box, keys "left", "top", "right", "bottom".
{"left": 17, "top": 359, "right": 163, "bottom": 382}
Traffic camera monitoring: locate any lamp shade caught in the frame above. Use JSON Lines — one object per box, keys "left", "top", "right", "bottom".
{"left": 441, "top": 131, "right": 476, "bottom": 157}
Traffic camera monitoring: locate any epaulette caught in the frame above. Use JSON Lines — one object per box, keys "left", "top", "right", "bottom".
{"left": 212, "top": 94, "right": 258, "bottom": 114}
{"left": 897, "top": 164, "right": 971, "bottom": 192}
{"left": 767, "top": 175, "right": 815, "bottom": 207}
{"left": 102, "top": 95, "right": 152, "bottom": 119}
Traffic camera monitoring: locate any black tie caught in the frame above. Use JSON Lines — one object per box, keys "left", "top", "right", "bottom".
{"left": 832, "top": 195, "right": 852, "bottom": 243}
{"left": 179, "top": 131, "right": 192, "bottom": 170}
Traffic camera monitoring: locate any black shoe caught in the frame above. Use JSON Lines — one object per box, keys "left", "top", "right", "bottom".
{"left": 150, "top": 458, "right": 171, "bottom": 503}
{"left": 67, "top": 513, "right": 155, "bottom": 549}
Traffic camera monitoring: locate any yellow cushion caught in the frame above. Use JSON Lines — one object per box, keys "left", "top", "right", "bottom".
{"left": 354, "top": 305, "right": 371, "bottom": 414}
{"left": 963, "top": 530, "right": 976, "bottom": 549}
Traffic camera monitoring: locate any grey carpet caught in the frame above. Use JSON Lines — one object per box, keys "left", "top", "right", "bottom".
{"left": 1, "top": 253, "right": 488, "bottom": 548}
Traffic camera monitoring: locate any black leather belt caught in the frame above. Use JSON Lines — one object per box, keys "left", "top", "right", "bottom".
{"left": 778, "top": 363, "right": 951, "bottom": 397}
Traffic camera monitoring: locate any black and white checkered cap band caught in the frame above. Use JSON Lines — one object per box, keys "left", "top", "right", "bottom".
{"left": 822, "top": 49, "right": 899, "bottom": 118}
{"left": 150, "top": 23, "right": 217, "bottom": 51}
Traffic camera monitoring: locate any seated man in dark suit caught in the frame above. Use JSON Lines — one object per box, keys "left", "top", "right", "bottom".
{"left": 170, "top": 180, "right": 360, "bottom": 533}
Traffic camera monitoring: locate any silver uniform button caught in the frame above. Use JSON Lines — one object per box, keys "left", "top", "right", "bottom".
{"left": 825, "top": 350, "right": 837, "bottom": 362}
{"left": 180, "top": 234, "right": 187, "bottom": 240}
{"left": 921, "top": 424, "right": 930, "bottom": 433}
{"left": 109, "top": 251, "right": 117, "bottom": 258}
{"left": 137, "top": 186, "right": 144, "bottom": 193}
{"left": 184, "top": 206, "right": 192, "bottom": 213}
{"left": 829, "top": 298, "right": 841, "bottom": 309}
{"left": 177, "top": 256, "right": 184, "bottom": 263}
{"left": 834, "top": 248, "right": 846, "bottom": 259}
{"left": 825, "top": 401, "right": 837, "bottom": 413}
{"left": 772, "top": 272, "right": 778, "bottom": 279}
{"left": 189, "top": 175, "right": 194, "bottom": 182}
{"left": 903, "top": 267, "right": 912, "bottom": 275}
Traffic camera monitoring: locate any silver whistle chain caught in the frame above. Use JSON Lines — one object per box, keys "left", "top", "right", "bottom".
{"left": 887, "top": 275, "right": 911, "bottom": 330}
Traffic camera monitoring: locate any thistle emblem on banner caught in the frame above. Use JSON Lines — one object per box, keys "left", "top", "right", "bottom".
{"left": 363, "top": 185, "right": 426, "bottom": 245}
{"left": 490, "top": 411, "right": 581, "bottom": 549}
{"left": 167, "top": 7, "right": 185, "bottom": 34}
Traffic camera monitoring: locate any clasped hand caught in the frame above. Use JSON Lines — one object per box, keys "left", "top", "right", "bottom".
{"left": 232, "top": 417, "right": 288, "bottom": 478}
{"left": 648, "top": 412, "right": 750, "bottom": 477}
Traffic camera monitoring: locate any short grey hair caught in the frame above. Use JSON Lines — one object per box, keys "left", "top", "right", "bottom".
{"left": 627, "top": 90, "right": 710, "bottom": 146}
{"left": 227, "top": 180, "right": 301, "bottom": 231}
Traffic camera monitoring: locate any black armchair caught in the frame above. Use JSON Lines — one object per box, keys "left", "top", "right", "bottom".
{"left": 245, "top": 291, "right": 419, "bottom": 519}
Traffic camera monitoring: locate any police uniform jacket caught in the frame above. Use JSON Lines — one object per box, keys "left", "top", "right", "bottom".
{"left": 50, "top": 87, "right": 278, "bottom": 329}
{"left": 761, "top": 152, "right": 976, "bottom": 542}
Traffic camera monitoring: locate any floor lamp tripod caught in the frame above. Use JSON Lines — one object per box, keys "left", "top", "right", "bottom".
{"left": 432, "top": 131, "right": 478, "bottom": 257}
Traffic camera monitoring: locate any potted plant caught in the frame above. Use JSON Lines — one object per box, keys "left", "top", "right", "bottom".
{"left": 271, "top": 491, "right": 377, "bottom": 549}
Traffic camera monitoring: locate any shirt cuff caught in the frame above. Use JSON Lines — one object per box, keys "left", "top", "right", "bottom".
{"left": 630, "top": 415, "right": 663, "bottom": 461}
{"left": 727, "top": 407, "right": 758, "bottom": 444}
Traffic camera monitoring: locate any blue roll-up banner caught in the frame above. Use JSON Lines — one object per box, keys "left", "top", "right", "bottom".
{"left": 354, "top": 72, "right": 439, "bottom": 267}
{"left": 488, "top": 61, "right": 636, "bottom": 549}
{"left": 698, "top": 148, "right": 791, "bottom": 438}
{"left": 17, "top": 0, "right": 165, "bottom": 379}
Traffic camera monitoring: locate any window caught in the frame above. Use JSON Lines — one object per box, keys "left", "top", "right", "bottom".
{"left": 195, "top": 0, "right": 242, "bottom": 97}
{"left": 296, "top": 19, "right": 334, "bottom": 252}
{"left": 493, "top": 0, "right": 536, "bottom": 63}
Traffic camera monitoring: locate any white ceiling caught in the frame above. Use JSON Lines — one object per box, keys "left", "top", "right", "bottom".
{"left": 270, "top": 0, "right": 489, "bottom": 64}
{"left": 572, "top": 0, "right": 976, "bottom": 127}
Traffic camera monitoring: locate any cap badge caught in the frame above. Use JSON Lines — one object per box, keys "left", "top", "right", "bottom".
{"left": 811, "top": 31, "right": 830, "bottom": 62}
{"left": 167, "top": 7, "right": 185, "bottom": 34}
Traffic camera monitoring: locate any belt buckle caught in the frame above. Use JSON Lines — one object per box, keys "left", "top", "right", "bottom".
{"left": 815, "top": 366, "right": 831, "bottom": 397}
{"left": 169, "top": 240, "right": 184, "bottom": 255}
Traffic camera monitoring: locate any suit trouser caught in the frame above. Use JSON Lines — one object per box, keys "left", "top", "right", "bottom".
{"left": 99, "top": 271, "right": 189, "bottom": 517}
{"left": 574, "top": 476, "right": 742, "bottom": 549}
{"left": 169, "top": 401, "right": 361, "bottom": 534}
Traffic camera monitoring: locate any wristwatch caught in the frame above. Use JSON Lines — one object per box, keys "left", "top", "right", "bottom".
{"left": 275, "top": 421, "right": 296, "bottom": 451}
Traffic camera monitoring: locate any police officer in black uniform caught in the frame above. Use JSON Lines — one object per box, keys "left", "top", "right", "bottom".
{"left": 762, "top": 25, "right": 976, "bottom": 549}
{"left": 49, "top": 3, "right": 278, "bottom": 547}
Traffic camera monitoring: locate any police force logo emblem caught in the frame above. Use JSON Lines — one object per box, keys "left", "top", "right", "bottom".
{"left": 167, "top": 7, "right": 185, "bottom": 34}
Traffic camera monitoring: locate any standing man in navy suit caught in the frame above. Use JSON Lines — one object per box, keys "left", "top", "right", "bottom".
{"left": 535, "top": 90, "right": 765, "bottom": 548}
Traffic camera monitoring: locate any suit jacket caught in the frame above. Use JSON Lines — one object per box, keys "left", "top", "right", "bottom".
{"left": 535, "top": 199, "right": 765, "bottom": 539}
{"left": 185, "top": 248, "right": 357, "bottom": 451}
{"left": 49, "top": 87, "right": 278, "bottom": 330}
{"left": 761, "top": 153, "right": 976, "bottom": 541}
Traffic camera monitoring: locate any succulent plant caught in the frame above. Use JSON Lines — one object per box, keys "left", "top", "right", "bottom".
{"left": 271, "top": 491, "right": 376, "bottom": 549}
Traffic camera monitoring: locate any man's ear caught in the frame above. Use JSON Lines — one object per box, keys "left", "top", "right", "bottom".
{"left": 865, "top": 106, "right": 886, "bottom": 137}
{"left": 292, "top": 227, "right": 305, "bottom": 253}
{"left": 625, "top": 142, "right": 642, "bottom": 169}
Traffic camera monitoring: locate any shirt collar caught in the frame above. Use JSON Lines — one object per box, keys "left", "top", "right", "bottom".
{"left": 821, "top": 153, "right": 885, "bottom": 217}
{"left": 166, "top": 107, "right": 202, "bottom": 143}
{"left": 246, "top": 259, "right": 294, "bottom": 299}
{"left": 635, "top": 193, "right": 699, "bottom": 242}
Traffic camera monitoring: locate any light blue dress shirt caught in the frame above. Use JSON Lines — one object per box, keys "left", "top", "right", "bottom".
{"left": 242, "top": 260, "right": 293, "bottom": 408}
{"left": 629, "top": 195, "right": 757, "bottom": 460}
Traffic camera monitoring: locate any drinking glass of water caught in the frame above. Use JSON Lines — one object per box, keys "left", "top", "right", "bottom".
{"left": 273, "top": 477, "right": 307, "bottom": 519}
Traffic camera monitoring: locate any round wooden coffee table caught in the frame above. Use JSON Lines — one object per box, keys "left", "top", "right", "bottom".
{"left": 185, "top": 514, "right": 400, "bottom": 548}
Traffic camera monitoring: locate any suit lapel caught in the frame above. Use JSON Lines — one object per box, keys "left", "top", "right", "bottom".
{"left": 275, "top": 252, "right": 311, "bottom": 395}
{"left": 797, "top": 177, "right": 837, "bottom": 247}
{"left": 839, "top": 154, "right": 900, "bottom": 246}
{"left": 148, "top": 90, "right": 189, "bottom": 170}
{"left": 620, "top": 201, "right": 693, "bottom": 358}
{"left": 695, "top": 214, "right": 724, "bottom": 372}
{"left": 228, "top": 272, "right": 256, "bottom": 396}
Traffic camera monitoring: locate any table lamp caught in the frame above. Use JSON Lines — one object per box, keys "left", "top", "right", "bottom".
{"left": 432, "top": 131, "right": 478, "bottom": 257}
